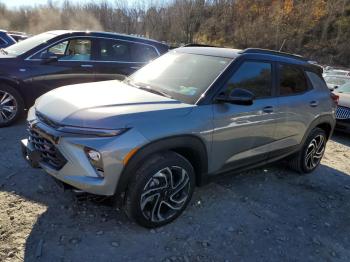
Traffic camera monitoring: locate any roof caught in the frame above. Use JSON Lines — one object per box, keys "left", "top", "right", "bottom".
{"left": 177, "top": 46, "right": 321, "bottom": 71}
{"left": 45, "top": 30, "right": 167, "bottom": 46}
{"left": 177, "top": 46, "right": 241, "bottom": 59}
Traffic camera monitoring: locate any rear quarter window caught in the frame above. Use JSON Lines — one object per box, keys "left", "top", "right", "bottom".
{"left": 306, "top": 71, "right": 329, "bottom": 91}
{"left": 279, "top": 64, "right": 308, "bottom": 95}
{"left": 131, "top": 43, "right": 158, "bottom": 62}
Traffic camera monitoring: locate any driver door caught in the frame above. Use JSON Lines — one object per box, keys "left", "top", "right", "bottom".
{"left": 211, "top": 60, "right": 279, "bottom": 173}
{"left": 25, "top": 38, "right": 96, "bottom": 100}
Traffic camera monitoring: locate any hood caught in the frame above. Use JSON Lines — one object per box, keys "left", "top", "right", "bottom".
{"left": 35, "top": 80, "right": 194, "bottom": 129}
{"left": 334, "top": 91, "right": 350, "bottom": 108}
{"left": 0, "top": 53, "right": 16, "bottom": 61}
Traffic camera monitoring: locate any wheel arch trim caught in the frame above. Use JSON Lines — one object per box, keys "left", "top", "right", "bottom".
{"left": 301, "top": 114, "right": 335, "bottom": 145}
{"left": 115, "top": 134, "right": 208, "bottom": 195}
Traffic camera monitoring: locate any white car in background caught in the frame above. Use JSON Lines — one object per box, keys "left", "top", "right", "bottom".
{"left": 323, "top": 69, "right": 350, "bottom": 78}
{"left": 324, "top": 75, "right": 350, "bottom": 91}
{"left": 333, "top": 82, "right": 350, "bottom": 132}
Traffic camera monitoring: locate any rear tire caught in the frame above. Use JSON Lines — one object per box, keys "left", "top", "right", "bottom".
{"left": 288, "top": 128, "right": 327, "bottom": 174}
{"left": 125, "top": 151, "right": 195, "bottom": 228}
{"left": 0, "top": 84, "right": 24, "bottom": 127}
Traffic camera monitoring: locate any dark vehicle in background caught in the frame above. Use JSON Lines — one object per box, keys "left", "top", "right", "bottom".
{"left": 8, "top": 31, "right": 29, "bottom": 42}
{"left": 0, "top": 30, "right": 169, "bottom": 127}
{"left": 0, "top": 30, "right": 16, "bottom": 48}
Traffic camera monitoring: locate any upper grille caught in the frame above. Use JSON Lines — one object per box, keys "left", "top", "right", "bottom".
{"left": 28, "top": 127, "right": 67, "bottom": 170}
{"left": 336, "top": 106, "right": 350, "bottom": 120}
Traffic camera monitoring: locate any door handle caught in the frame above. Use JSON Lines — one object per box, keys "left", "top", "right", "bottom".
{"left": 262, "top": 106, "right": 274, "bottom": 113}
{"left": 81, "top": 64, "right": 94, "bottom": 68}
{"left": 310, "top": 101, "right": 319, "bottom": 107}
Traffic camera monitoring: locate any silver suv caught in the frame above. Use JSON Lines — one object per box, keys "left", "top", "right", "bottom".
{"left": 21, "top": 47, "right": 336, "bottom": 227}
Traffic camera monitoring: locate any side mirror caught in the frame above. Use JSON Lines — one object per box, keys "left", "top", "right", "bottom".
{"left": 215, "top": 88, "right": 255, "bottom": 105}
{"left": 334, "top": 85, "right": 338, "bottom": 90}
{"left": 40, "top": 52, "right": 58, "bottom": 64}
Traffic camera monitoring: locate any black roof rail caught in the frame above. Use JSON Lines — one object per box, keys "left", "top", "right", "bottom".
{"left": 240, "top": 48, "right": 307, "bottom": 61}
{"left": 183, "top": 43, "right": 217, "bottom": 48}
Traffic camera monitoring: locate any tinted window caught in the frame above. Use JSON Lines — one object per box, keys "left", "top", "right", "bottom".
{"left": 99, "top": 39, "right": 131, "bottom": 61}
{"left": 0, "top": 38, "right": 6, "bottom": 45}
{"left": 97, "top": 39, "right": 158, "bottom": 62}
{"left": 306, "top": 71, "right": 328, "bottom": 90}
{"left": 225, "top": 61, "right": 272, "bottom": 98}
{"left": 131, "top": 43, "right": 158, "bottom": 62}
{"left": 279, "top": 65, "right": 308, "bottom": 95}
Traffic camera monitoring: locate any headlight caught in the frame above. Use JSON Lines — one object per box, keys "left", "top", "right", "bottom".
{"left": 59, "top": 126, "right": 128, "bottom": 137}
{"left": 85, "top": 147, "right": 104, "bottom": 177}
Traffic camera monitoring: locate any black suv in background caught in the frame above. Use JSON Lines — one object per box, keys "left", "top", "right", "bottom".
{"left": 0, "top": 30, "right": 169, "bottom": 126}
{"left": 0, "top": 30, "right": 16, "bottom": 48}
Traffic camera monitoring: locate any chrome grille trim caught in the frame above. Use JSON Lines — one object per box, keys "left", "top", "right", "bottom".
{"left": 336, "top": 106, "right": 350, "bottom": 120}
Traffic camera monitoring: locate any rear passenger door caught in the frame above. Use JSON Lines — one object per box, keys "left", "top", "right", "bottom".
{"left": 271, "top": 63, "right": 318, "bottom": 156}
{"left": 94, "top": 38, "right": 159, "bottom": 82}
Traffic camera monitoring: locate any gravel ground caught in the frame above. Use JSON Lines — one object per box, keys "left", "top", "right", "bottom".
{"left": 1, "top": 120, "right": 350, "bottom": 262}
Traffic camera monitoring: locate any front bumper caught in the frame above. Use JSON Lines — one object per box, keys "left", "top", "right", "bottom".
{"left": 21, "top": 121, "right": 148, "bottom": 196}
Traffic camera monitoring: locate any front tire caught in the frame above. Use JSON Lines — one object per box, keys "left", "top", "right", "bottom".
{"left": 0, "top": 84, "right": 24, "bottom": 127}
{"left": 125, "top": 151, "right": 195, "bottom": 228}
{"left": 288, "top": 128, "right": 327, "bottom": 174}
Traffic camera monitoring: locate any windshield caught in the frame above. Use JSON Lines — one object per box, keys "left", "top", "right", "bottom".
{"left": 326, "top": 70, "right": 349, "bottom": 76}
{"left": 324, "top": 76, "right": 350, "bottom": 86}
{"left": 337, "top": 82, "right": 350, "bottom": 93}
{"left": 4, "top": 32, "right": 57, "bottom": 56}
{"left": 127, "top": 51, "right": 232, "bottom": 104}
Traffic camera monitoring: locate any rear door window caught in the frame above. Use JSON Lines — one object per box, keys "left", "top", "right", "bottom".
{"left": 98, "top": 38, "right": 131, "bottom": 62}
{"left": 279, "top": 64, "right": 308, "bottom": 95}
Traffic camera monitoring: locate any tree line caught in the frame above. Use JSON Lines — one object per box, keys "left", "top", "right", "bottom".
{"left": 0, "top": 0, "right": 349, "bottom": 66}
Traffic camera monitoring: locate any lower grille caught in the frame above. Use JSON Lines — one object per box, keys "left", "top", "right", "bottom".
{"left": 28, "top": 127, "right": 67, "bottom": 170}
{"left": 336, "top": 106, "right": 350, "bottom": 120}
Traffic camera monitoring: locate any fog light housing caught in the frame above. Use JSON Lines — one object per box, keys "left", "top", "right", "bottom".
{"left": 84, "top": 147, "right": 104, "bottom": 177}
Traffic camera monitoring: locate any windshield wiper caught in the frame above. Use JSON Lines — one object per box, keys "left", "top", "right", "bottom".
{"left": 137, "top": 85, "right": 173, "bottom": 99}
{"left": 124, "top": 78, "right": 172, "bottom": 99}
{"left": 0, "top": 48, "right": 8, "bottom": 55}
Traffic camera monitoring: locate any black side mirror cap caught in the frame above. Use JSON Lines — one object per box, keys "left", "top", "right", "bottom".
{"left": 215, "top": 88, "right": 255, "bottom": 105}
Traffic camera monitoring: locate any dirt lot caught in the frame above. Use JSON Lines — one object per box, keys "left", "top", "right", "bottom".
{"left": 1, "top": 120, "right": 350, "bottom": 262}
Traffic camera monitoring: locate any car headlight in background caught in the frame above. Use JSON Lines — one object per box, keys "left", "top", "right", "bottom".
{"left": 84, "top": 147, "right": 104, "bottom": 177}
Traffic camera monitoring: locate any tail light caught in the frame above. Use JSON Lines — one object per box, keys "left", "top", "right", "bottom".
{"left": 330, "top": 93, "right": 339, "bottom": 105}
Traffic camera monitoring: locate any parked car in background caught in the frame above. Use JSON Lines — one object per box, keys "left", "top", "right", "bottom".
{"left": 323, "top": 68, "right": 350, "bottom": 78}
{"left": 0, "top": 30, "right": 16, "bottom": 48}
{"left": 324, "top": 75, "right": 350, "bottom": 90}
{"left": 0, "top": 30, "right": 169, "bottom": 127}
{"left": 333, "top": 82, "right": 350, "bottom": 132}
{"left": 21, "top": 47, "right": 336, "bottom": 227}
{"left": 8, "top": 31, "right": 29, "bottom": 42}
